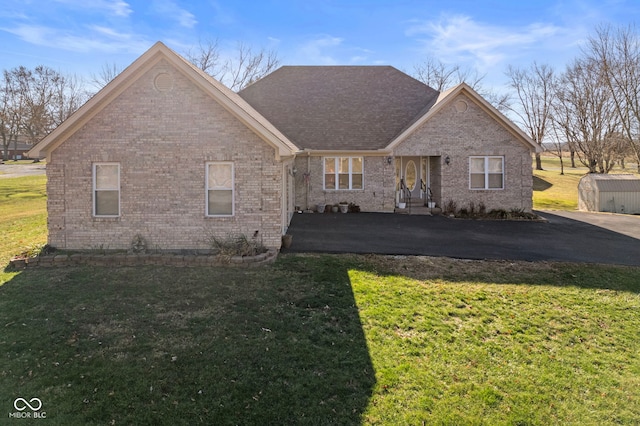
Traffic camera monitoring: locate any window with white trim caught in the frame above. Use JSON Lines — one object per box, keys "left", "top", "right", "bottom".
{"left": 93, "top": 163, "right": 120, "bottom": 217}
{"left": 324, "top": 157, "right": 363, "bottom": 190}
{"left": 469, "top": 156, "right": 504, "bottom": 189}
{"left": 206, "top": 162, "right": 234, "bottom": 216}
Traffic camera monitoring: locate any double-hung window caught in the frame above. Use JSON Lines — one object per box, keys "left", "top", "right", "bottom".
{"left": 93, "top": 163, "right": 120, "bottom": 217}
{"left": 469, "top": 156, "right": 504, "bottom": 189}
{"left": 206, "top": 162, "right": 234, "bottom": 216}
{"left": 324, "top": 157, "right": 363, "bottom": 190}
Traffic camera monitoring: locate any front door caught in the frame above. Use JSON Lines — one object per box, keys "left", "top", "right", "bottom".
{"left": 397, "top": 157, "right": 424, "bottom": 203}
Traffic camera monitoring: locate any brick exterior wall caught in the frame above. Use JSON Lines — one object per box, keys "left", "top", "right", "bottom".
{"left": 294, "top": 94, "right": 533, "bottom": 213}
{"left": 47, "top": 59, "right": 285, "bottom": 251}
{"left": 294, "top": 155, "right": 396, "bottom": 212}
{"left": 393, "top": 94, "right": 534, "bottom": 212}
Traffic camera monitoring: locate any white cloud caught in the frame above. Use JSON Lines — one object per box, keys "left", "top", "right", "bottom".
{"left": 3, "top": 23, "right": 149, "bottom": 54}
{"left": 53, "top": 0, "right": 133, "bottom": 17}
{"left": 298, "top": 35, "right": 344, "bottom": 65}
{"left": 89, "top": 25, "right": 132, "bottom": 41}
{"left": 407, "top": 15, "right": 561, "bottom": 71}
{"left": 151, "top": 0, "right": 197, "bottom": 29}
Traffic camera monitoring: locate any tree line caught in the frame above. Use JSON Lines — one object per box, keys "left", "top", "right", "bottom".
{"left": 0, "top": 66, "right": 88, "bottom": 160}
{"left": 3, "top": 25, "right": 640, "bottom": 174}
{"left": 505, "top": 24, "right": 640, "bottom": 174}
{"left": 413, "top": 24, "right": 640, "bottom": 174}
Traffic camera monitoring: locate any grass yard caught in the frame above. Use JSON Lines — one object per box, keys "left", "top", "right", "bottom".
{"left": 0, "top": 175, "right": 47, "bottom": 282}
{"left": 533, "top": 158, "right": 585, "bottom": 210}
{"left": 532, "top": 154, "right": 640, "bottom": 211}
{"left": 1, "top": 164, "right": 640, "bottom": 424}
{"left": 1, "top": 255, "right": 639, "bottom": 425}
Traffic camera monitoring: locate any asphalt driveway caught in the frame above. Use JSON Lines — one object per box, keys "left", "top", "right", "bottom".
{"left": 283, "top": 210, "right": 640, "bottom": 266}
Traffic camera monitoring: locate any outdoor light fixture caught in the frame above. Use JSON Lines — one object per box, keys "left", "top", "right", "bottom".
{"left": 289, "top": 166, "right": 297, "bottom": 176}
{"left": 445, "top": 155, "right": 451, "bottom": 165}
{"left": 386, "top": 156, "right": 393, "bottom": 165}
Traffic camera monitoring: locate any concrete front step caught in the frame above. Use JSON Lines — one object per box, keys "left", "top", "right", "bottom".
{"left": 394, "top": 206, "right": 443, "bottom": 215}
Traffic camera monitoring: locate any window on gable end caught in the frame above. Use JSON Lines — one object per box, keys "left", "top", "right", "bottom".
{"left": 93, "top": 163, "right": 120, "bottom": 217}
{"left": 207, "top": 162, "right": 234, "bottom": 216}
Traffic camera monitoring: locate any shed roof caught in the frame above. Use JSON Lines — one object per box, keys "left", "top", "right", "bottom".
{"left": 238, "top": 66, "right": 439, "bottom": 151}
{"left": 582, "top": 174, "right": 640, "bottom": 192}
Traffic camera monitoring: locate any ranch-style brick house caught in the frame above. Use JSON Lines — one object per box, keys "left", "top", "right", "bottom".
{"left": 29, "top": 42, "right": 539, "bottom": 252}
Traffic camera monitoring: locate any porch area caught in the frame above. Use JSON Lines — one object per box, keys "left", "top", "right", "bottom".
{"left": 394, "top": 155, "right": 443, "bottom": 214}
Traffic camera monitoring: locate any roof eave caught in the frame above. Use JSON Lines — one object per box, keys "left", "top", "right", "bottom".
{"left": 297, "top": 148, "right": 391, "bottom": 156}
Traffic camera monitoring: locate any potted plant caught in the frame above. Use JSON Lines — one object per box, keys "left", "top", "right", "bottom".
{"left": 339, "top": 201, "right": 349, "bottom": 213}
{"left": 331, "top": 204, "right": 339, "bottom": 213}
{"left": 427, "top": 187, "right": 435, "bottom": 208}
{"left": 316, "top": 203, "right": 326, "bottom": 213}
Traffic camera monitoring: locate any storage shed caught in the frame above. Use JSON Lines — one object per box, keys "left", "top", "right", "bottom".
{"left": 578, "top": 174, "right": 640, "bottom": 214}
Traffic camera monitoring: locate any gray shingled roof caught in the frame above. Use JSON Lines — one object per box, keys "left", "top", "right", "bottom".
{"left": 238, "top": 66, "right": 439, "bottom": 151}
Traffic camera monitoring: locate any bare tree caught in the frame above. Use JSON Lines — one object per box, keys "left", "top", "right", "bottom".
{"left": 50, "top": 73, "right": 88, "bottom": 127}
{"left": 0, "top": 66, "right": 87, "bottom": 160}
{"left": 586, "top": 24, "right": 640, "bottom": 172}
{"left": 20, "top": 66, "right": 61, "bottom": 145}
{"left": 89, "top": 62, "right": 123, "bottom": 91}
{"left": 548, "top": 118, "right": 568, "bottom": 175}
{"left": 505, "top": 62, "right": 556, "bottom": 171}
{"left": 413, "top": 57, "right": 484, "bottom": 91}
{"left": 225, "top": 42, "right": 280, "bottom": 91}
{"left": 0, "top": 70, "right": 21, "bottom": 161}
{"left": 553, "top": 58, "right": 621, "bottom": 173}
{"left": 186, "top": 39, "right": 281, "bottom": 91}
{"left": 413, "top": 57, "right": 510, "bottom": 112}
{"left": 185, "top": 38, "right": 223, "bottom": 80}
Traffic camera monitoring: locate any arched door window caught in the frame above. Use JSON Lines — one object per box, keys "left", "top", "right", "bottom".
{"left": 405, "top": 160, "right": 417, "bottom": 191}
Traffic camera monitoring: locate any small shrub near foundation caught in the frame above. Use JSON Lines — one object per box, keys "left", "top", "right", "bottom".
{"left": 449, "top": 203, "right": 540, "bottom": 220}
{"left": 443, "top": 200, "right": 457, "bottom": 216}
{"left": 131, "top": 234, "right": 147, "bottom": 253}
{"left": 209, "top": 233, "right": 267, "bottom": 258}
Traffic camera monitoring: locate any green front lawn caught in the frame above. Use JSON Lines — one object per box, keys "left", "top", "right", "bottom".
{"left": 1, "top": 255, "right": 639, "bottom": 425}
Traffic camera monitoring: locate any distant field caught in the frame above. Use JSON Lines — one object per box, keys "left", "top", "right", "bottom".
{"left": 532, "top": 154, "right": 639, "bottom": 211}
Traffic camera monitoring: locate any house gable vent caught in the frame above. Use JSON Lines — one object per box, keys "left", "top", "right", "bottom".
{"left": 454, "top": 99, "right": 468, "bottom": 113}
{"left": 154, "top": 73, "right": 173, "bottom": 92}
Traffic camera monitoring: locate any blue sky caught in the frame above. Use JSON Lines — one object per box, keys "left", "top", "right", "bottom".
{"left": 1, "top": 0, "right": 639, "bottom": 91}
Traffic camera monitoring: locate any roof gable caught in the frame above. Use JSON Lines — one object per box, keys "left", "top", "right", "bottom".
{"left": 387, "top": 83, "right": 540, "bottom": 152}
{"left": 238, "top": 66, "right": 439, "bottom": 151}
{"left": 28, "top": 42, "right": 297, "bottom": 160}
